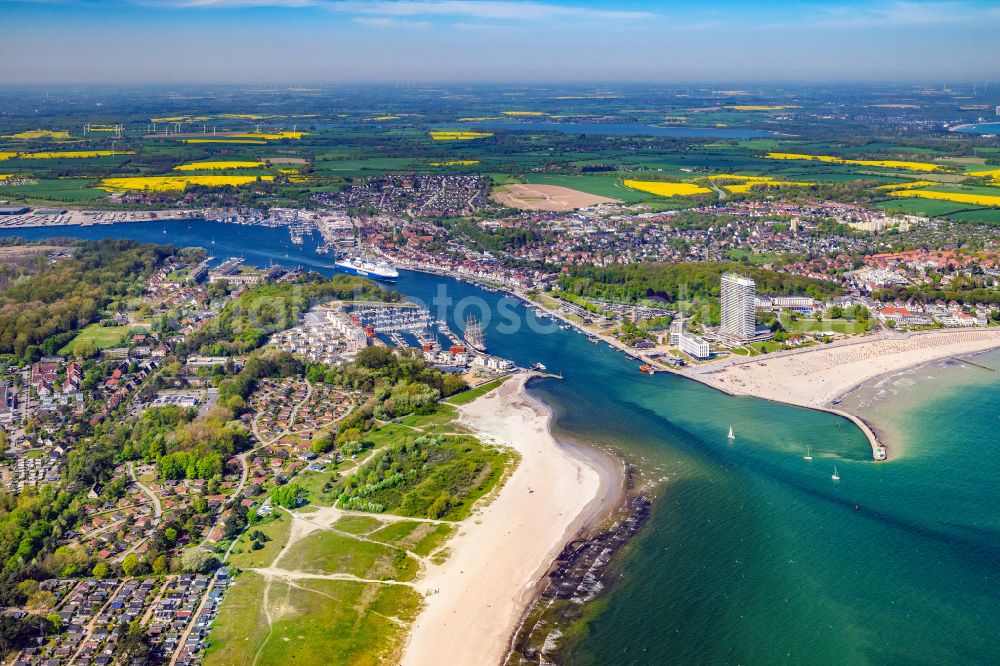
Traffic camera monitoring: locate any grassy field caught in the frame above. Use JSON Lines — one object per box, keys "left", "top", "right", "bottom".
{"left": 204, "top": 574, "right": 421, "bottom": 666}
{"left": 398, "top": 403, "right": 459, "bottom": 428}
{"left": 227, "top": 513, "right": 292, "bottom": 570}
{"left": 0, "top": 178, "right": 106, "bottom": 203}
{"left": 446, "top": 376, "right": 509, "bottom": 405}
{"left": 781, "top": 315, "right": 871, "bottom": 334}
{"left": 203, "top": 572, "right": 271, "bottom": 666}
{"left": 282, "top": 530, "right": 419, "bottom": 581}
{"left": 873, "top": 197, "right": 980, "bottom": 217}
{"left": 58, "top": 323, "right": 129, "bottom": 355}
{"left": 252, "top": 579, "right": 421, "bottom": 666}
{"left": 294, "top": 467, "right": 344, "bottom": 507}
{"left": 331, "top": 515, "right": 384, "bottom": 535}
{"left": 522, "top": 173, "right": 656, "bottom": 203}
{"left": 945, "top": 209, "right": 1000, "bottom": 225}
{"left": 369, "top": 521, "right": 454, "bottom": 557}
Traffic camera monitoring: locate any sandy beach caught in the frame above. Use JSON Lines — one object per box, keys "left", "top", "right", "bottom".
{"left": 401, "top": 373, "right": 622, "bottom": 666}
{"left": 685, "top": 329, "right": 1000, "bottom": 456}
{"left": 688, "top": 329, "right": 1000, "bottom": 407}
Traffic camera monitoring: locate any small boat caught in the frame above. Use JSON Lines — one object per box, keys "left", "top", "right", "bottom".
{"left": 804, "top": 446, "right": 813, "bottom": 461}
{"left": 832, "top": 466, "right": 840, "bottom": 481}
{"left": 531, "top": 362, "right": 547, "bottom": 372}
{"left": 727, "top": 426, "right": 735, "bottom": 440}
{"left": 639, "top": 364, "right": 651, "bottom": 373}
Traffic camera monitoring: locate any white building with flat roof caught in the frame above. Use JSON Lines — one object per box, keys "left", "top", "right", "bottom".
{"left": 721, "top": 273, "right": 756, "bottom": 342}
{"left": 677, "top": 330, "right": 710, "bottom": 359}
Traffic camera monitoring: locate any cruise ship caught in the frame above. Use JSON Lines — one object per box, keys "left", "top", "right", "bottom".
{"left": 334, "top": 257, "right": 399, "bottom": 281}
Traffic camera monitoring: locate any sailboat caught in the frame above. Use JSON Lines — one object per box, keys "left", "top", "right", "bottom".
{"left": 727, "top": 426, "right": 735, "bottom": 440}
{"left": 832, "top": 466, "right": 840, "bottom": 481}
{"left": 804, "top": 446, "right": 813, "bottom": 461}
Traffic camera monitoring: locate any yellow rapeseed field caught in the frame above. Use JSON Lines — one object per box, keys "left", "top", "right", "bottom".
{"left": 229, "top": 131, "right": 304, "bottom": 140}
{"left": 173, "top": 160, "right": 266, "bottom": 171}
{"left": 151, "top": 116, "right": 212, "bottom": 123}
{"left": 0, "top": 153, "right": 16, "bottom": 161}
{"left": 624, "top": 180, "right": 712, "bottom": 197}
{"left": 765, "top": 152, "right": 941, "bottom": 172}
{"left": 368, "top": 116, "right": 400, "bottom": 121}
{"left": 727, "top": 105, "right": 800, "bottom": 111}
{"left": 969, "top": 168, "right": 1000, "bottom": 185}
{"left": 429, "top": 131, "right": 493, "bottom": 141}
{"left": 0, "top": 174, "right": 12, "bottom": 180}
{"left": 703, "top": 174, "right": 775, "bottom": 182}
{"left": 430, "top": 160, "right": 480, "bottom": 166}
{"left": 502, "top": 111, "right": 546, "bottom": 116}
{"left": 458, "top": 117, "right": 500, "bottom": 122}
{"left": 887, "top": 190, "right": 1000, "bottom": 207}
{"left": 217, "top": 114, "right": 270, "bottom": 120}
{"left": 20, "top": 151, "right": 133, "bottom": 159}
{"left": 723, "top": 181, "right": 814, "bottom": 193}
{"left": 876, "top": 180, "right": 938, "bottom": 190}
{"left": 99, "top": 175, "right": 274, "bottom": 193}
{"left": 6, "top": 130, "right": 71, "bottom": 140}
{"left": 183, "top": 139, "right": 267, "bottom": 145}
{"left": 700, "top": 174, "right": 814, "bottom": 192}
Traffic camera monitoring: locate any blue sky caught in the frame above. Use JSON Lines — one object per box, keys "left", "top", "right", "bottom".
{"left": 1, "top": 0, "right": 999, "bottom": 83}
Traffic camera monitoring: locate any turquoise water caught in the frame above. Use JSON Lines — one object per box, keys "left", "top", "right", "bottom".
{"left": 4, "top": 221, "right": 999, "bottom": 663}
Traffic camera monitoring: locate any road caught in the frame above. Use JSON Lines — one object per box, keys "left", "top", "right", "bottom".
{"left": 115, "top": 462, "right": 163, "bottom": 563}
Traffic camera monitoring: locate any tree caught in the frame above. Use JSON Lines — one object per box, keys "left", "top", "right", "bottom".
{"left": 270, "top": 484, "right": 303, "bottom": 509}
{"left": 92, "top": 562, "right": 109, "bottom": 579}
{"left": 310, "top": 431, "right": 334, "bottom": 454}
{"left": 73, "top": 341, "right": 98, "bottom": 360}
{"left": 117, "top": 620, "right": 153, "bottom": 663}
{"left": 121, "top": 553, "right": 140, "bottom": 577}
{"left": 45, "top": 612, "right": 64, "bottom": 631}
{"left": 152, "top": 555, "right": 168, "bottom": 575}
{"left": 180, "top": 547, "right": 217, "bottom": 574}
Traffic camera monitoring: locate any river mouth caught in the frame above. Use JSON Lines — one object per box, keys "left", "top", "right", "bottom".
{"left": 5, "top": 220, "right": 1000, "bottom": 664}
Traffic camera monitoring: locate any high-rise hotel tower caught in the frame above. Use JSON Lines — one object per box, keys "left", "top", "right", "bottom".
{"left": 720, "top": 273, "right": 756, "bottom": 341}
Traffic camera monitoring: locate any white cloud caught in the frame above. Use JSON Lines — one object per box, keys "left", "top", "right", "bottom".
{"left": 329, "top": 1, "right": 651, "bottom": 20}
{"left": 353, "top": 15, "right": 430, "bottom": 27}
{"left": 142, "top": 0, "right": 653, "bottom": 20}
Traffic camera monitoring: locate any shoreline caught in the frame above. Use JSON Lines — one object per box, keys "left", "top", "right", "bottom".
{"left": 400, "top": 372, "right": 624, "bottom": 666}
{"left": 682, "top": 328, "right": 1000, "bottom": 460}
